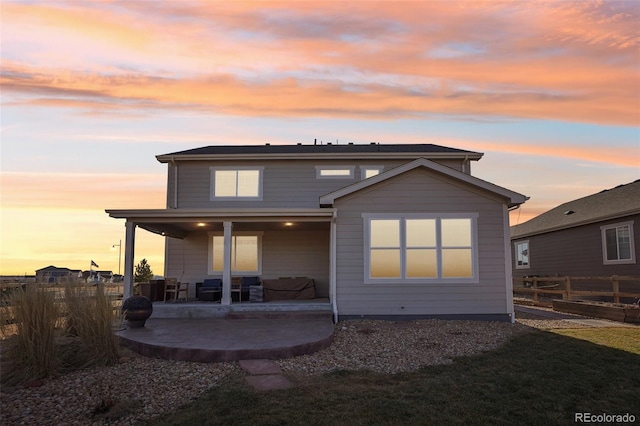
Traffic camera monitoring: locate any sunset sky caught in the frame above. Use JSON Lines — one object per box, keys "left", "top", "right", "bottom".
{"left": 1, "top": 1, "right": 638, "bottom": 276}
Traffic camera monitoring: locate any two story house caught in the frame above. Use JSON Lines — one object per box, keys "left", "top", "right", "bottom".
{"left": 107, "top": 143, "right": 527, "bottom": 322}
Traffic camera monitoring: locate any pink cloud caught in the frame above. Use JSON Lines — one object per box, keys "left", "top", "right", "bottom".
{"left": 2, "top": 1, "right": 638, "bottom": 125}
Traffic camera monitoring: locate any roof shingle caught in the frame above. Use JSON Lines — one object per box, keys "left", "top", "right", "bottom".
{"left": 511, "top": 180, "right": 640, "bottom": 238}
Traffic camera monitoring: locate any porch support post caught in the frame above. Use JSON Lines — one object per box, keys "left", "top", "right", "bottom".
{"left": 330, "top": 209, "right": 338, "bottom": 323}
{"left": 221, "top": 221, "right": 233, "bottom": 305}
{"left": 123, "top": 221, "right": 136, "bottom": 300}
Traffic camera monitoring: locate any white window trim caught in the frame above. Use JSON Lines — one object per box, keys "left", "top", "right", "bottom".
{"left": 210, "top": 166, "right": 264, "bottom": 201}
{"left": 514, "top": 240, "right": 530, "bottom": 269}
{"left": 207, "top": 231, "right": 263, "bottom": 275}
{"left": 600, "top": 221, "right": 636, "bottom": 265}
{"left": 315, "top": 165, "right": 355, "bottom": 179}
{"left": 363, "top": 213, "right": 479, "bottom": 284}
{"left": 360, "top": 165, "right": 384, "bottom": 180}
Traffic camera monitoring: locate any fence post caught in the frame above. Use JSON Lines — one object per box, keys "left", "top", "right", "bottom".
{"left": 612, "top": 275, "right": 620, "bottom": 304}
{"left": 532, "top": 277, "right": 538, "bottom": 303}
{"left": 565, "top": 276, "right": 571, "bottom": 301}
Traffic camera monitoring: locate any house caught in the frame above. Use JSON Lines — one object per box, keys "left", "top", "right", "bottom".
{"left": 35, "top": 266, "right": 82, "bottom": 283}
{"left": 511, "top": 180, "right": 639, "bottom": 289}
{"left": 107, "top": 143, "right": 528, "bottom": 321}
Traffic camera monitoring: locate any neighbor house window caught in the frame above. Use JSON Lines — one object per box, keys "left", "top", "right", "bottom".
{"left": 315, "top": 166, "right": 354, "bottom": 179}
{"left": 360, "top": 166, "right": 383, "bottom": 180}
{"left": 209, "top": 232, "right": 262, "bottom": 275}
{"left": 364, "top": 213, "right": 478, "bottom": 284}
{"left": 515, "top": 240, "right": 529, "bottom": 269}
{"left": 210, "top": 167, "right": 263, "bottom": 200}
{"left": 601, "top": 221, "right": 635, "bottom": 265}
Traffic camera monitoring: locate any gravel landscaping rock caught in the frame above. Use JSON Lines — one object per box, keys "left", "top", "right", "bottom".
{"left": 0, "top": 313, "right": 584, "bottom": 425}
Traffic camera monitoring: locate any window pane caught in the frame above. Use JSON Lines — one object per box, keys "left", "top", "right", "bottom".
{"left": 237, "top": 170, "right": 260, "bottom": 197}
{"left": 406, "top": 219, "right": 436, "bottom": 247}
{"left": 370, "top": 219, "right": 400, "bottom": 247}
{"left": 517, "top": 242, "right": 529, "bottom": 266}
{"left": 406, "top": 249, "right": 437, "bottom": 277}
{"left": 617, "top": 226, "right": 631, "bottom": 260}
{"left": 605, "top": 228, "right": 618, "bottom": 260}
{"left": 364, "top": 169, "right": 380, "bottom": 179}
{"left": 215, "top": 170, "right": 237, "bottom": 197}
{"left": 212, "top": 236, "right": 224, "bottom": 271}
{"left": 442, "top": 219, "right": 471, "bottom": 247}
{"left": 320, "top": 169, "right": 351, "bottom": 176}
{"left": 234, "top": 236, "right": 258, "bottom": 271}
{"left": 442, "top": 248, "right": 472, "bottom": 277}
{"left": 370, "top": 249, "right": 401, "bottom": 278}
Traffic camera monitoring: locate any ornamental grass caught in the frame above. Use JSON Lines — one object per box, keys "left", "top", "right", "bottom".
{"left": 0, "top": 281, "right": 122, "bottom": 386}
{"left": 0, "top": 284, "right": 62, "bottom": 386}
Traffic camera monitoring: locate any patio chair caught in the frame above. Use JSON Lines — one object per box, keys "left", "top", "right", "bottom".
{"left": 197, "top": 278, "right": 222, "bottom": 302}
{"left": 164, "top": 278, "right": 189, "bottom": 302}
{"left": 230, "top": 277, "right": 243, "bottom": 302}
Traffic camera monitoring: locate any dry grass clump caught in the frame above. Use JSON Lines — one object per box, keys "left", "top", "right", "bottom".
{"left": 63, "top": 282, "right": 122, "bottom": 368}
{"left": 1, "top": 284, "right": 62, "bottom": 386}
{"left": 0, "top": 282, "right": 122, "bottom": 386}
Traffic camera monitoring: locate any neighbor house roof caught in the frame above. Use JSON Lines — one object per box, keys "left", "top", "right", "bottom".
{"left": 319, "top": 158, "right": 528, "bottom": 208}
{"left": 36, "top": 266, "right": 71, "bottom": 273}
{"left": 156, "top": 143, "right": 483, "bottom": 162}
{"left": 511, "top": 179, "right": 640, "bottom": 239}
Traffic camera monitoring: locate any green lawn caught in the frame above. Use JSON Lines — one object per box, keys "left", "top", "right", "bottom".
{"left": 147, "top": 328, "right": 640, "bottom": 426}
{"left": 551, "top": 327, "right": 640, "bottom": 354}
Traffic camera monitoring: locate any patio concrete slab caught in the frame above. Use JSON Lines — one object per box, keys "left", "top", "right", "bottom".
{"left": 116, "top": 317, "right": 334, "bottom": 362}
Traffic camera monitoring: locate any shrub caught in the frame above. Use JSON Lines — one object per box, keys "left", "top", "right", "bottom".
{"left": 1, "top": 284, "right": 62, "bottom": 386}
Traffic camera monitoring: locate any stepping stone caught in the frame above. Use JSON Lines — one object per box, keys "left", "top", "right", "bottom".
{"left": 239, "top": 359, "right": 282, "bottom": 375}
{"left": 245, "top": 374, "right": 292, "bottom": 391}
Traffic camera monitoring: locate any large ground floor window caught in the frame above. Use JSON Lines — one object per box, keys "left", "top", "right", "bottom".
{"left": 209, "top": 232, "right": 262, "bottom": 275}
{"left": 363, "top": 213, "right": 479, "bottom": 284}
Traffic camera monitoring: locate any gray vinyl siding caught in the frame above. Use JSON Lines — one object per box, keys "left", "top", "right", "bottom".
{"left": 165, "top": 228, "right": 330, "bottom": 298}
{"left": 173, "top": 159, "right": 463, "bottom": 209}
{"left": 166, "top": 163, "right": 175, "bottom": 208}
{"left": 333, "top": 168, "right": 511, "bottom": 317}
{"left": 512, "top": 214, "right": 640, "bottom": 279}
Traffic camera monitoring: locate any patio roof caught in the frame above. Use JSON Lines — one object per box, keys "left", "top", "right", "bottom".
{"left": 105, "top": 208, "right": 334, "bottom": 238}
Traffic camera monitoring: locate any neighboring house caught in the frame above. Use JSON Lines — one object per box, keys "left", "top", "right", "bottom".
{"left": 511, "top": 180, "right": 640, "bottom": 281}
{"left": 107, "top": 143, "right": 527, "bottom": 321}
{"left": 35, "top": 266, "right": 81, "bottom": 283}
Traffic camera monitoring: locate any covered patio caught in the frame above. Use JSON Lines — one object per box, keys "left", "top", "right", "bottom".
{"left": 106, "top": 208, "right": 336, "bottom": 312}
{"left": 105, "top": 208, "right": 337, "bottom": 362}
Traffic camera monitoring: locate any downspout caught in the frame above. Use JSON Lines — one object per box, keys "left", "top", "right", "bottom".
{"left": 330, "top": 209, "right": 338, "bottom": 323}
{"left": 503, "top": 204, "right": 516, "bottom": 323}
{"left": 463, "top": 155, "right": 469, "bottom": 174}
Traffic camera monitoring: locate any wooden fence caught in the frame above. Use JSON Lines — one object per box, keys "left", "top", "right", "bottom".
{"left": 513, "top": 275, "right": 640, "bottom": 305}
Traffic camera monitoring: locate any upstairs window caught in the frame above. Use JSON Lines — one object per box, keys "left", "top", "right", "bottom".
{"left": 210, "top": 167, "right": 263, "bottom": 200}
{"left": 601, "top": 221, "right": 635, "bottom": 265}
{"left": 514, "top": 240, "right": 529, "bottom": 269}
{"left": 316, "top": 166, "right": 354, "bottom": 179}
{"left": 360, "top": 166, "right": 384, "bottom": 180}
{"left": 364, "top": 213, "right": 478, "bottom": 284}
